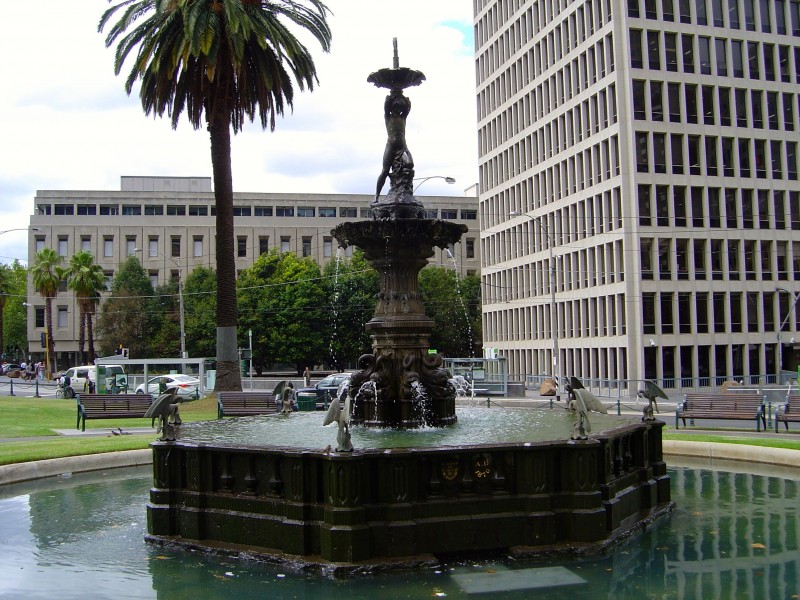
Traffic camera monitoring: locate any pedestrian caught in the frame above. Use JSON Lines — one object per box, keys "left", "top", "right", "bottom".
{"left": 37, "top": 361, "right": 45, "bottom": 381}
{"left": 303, "top": 366, "right": 311, "bottom": 387}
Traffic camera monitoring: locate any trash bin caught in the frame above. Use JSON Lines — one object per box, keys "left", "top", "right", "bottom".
{"left": 296, "top": 393, "right": 316, "bottom": 411}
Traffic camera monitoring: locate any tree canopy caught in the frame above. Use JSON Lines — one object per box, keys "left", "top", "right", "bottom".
{"left": 419, "top": 266, "right": 482, "bottom": 358}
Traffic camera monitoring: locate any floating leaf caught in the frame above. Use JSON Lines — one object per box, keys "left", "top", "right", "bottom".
{"left": 752, "top": 543, "right": 767, "bottom": 549}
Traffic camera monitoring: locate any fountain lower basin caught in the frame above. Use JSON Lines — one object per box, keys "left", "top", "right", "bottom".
{"left": 146, "top": 407, "right": 671, "bottom": 572}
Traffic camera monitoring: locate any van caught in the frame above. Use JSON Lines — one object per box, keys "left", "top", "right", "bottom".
{"left": 64, "top": 364, "right": 126, "bottom": 393}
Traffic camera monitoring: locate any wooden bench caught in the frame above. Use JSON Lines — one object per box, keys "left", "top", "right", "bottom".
{"left": 217, "top": 391, "right": 276, "bottom": 419}
{"left": 775, "top": 394, "right": 800, "bottom": 432}
{"left": 76, "top": 393, "right": 153, "bottom": 431}
{"left": 675, "top": 393, "right": 766, "bottom": 431}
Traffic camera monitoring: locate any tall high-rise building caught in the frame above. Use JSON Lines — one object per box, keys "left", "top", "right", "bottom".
{"left": 476, "top": 0, "right": 800, "bottom": 387}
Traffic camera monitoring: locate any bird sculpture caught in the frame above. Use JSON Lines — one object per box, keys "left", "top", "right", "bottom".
{"left": 637, "top": 380, "right": 668, "bottom": 421}
{"left": 322, "top": 387, "right": 353, "bottom": 452}
{"left": 564, "top": 376, "right": 585, "bottom": 402}
{"left": 144, "top": 388, "right": 182, "bottom": 441}
{"left": 569, "top": 388, "right": 609, "bottom": 440}
{"left": 273, "top": 380, "right": 295, "bottom": 414}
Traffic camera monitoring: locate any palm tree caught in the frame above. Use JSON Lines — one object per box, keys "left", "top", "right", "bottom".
{"left": 67, "top": 251, "right": 106, "bottom": 365}
{"left": 0, "top": 265, "right": 11, "bottom": 362}
{"left": 99, "top": 0, "right": 332, "bottom": 392}
{"left": 31, "top": 248, "right": 65, "bottom": 377}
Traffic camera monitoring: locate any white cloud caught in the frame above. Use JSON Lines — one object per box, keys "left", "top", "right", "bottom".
{"left": 0, "top": 1, "right": 477, "bottom": 264}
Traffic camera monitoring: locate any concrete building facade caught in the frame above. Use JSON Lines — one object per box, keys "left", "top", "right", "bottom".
{"left": 475, "top": 0, "right": 800, "bottom": 386}
{"left": 27, "top": 176, "right": 479, "bottom": 366}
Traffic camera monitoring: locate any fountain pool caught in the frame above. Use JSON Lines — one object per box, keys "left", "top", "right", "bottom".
{"left": 0, "top": 459, "right": 797, "bottom": 599}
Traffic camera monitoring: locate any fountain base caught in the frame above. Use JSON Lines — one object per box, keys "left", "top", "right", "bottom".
{"left": 146, "top": 417, "right": 671, "bottom": 572}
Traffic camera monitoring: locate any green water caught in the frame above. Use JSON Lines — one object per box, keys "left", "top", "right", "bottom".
{"left": 0, "top": 462, "right": 797, "bottom": 599}
{"left": 177, "top": 406, "right": 636, "bottom": 449}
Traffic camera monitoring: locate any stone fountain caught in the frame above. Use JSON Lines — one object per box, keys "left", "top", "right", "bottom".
{"left": 145, "top": 43, "right": 672, "bottom": 573}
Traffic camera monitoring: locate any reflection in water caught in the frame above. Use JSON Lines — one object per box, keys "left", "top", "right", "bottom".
{"left": 0, "top": 464, "right": 797, "bottom": 599}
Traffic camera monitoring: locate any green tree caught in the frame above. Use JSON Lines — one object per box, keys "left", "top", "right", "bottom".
{"left": 96, "top": 256, "right": 160, "bottom": 359}
{"left": 31, "top": 248, "right": 66, "bottom": 375}
{"left": 66, "top": 251, "right": 106, "bottom": 365}
{"left": 0, "top": 265, "right": 11, "bottom": 362}
{"left": 1, "top": 262, "right": 29, "bottom": 362}
{"left": 150, "top": 279, "right": 182, "bottom": 358}
{"left": 419, "top": 266, "right": 482, "bottom": 358}
{"left": 321, "top": 249, "right": 378, "bottom": 370}
{"left": 238, "top": 250, "right": 326, "bottom": 374}
{"left": 100, "top": 0, "right": 332, "bottom": 392}
{"left": 183, "top": 267, "right": 217, "bottom": 359}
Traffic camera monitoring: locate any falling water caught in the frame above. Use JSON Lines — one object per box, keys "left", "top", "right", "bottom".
{"left": 353, "top": 379, "right": 378, "bottom": 415}
{"left": 410, "top": 379, "right": 430, "bottom": 423}
{"left": 328, "top": 247, "right": 344, "bottom": 369}
{"left": 445, "top": 248, "right": 474, "bottom": 358}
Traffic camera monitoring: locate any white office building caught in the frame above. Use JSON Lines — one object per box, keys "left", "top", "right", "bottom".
{"left": 27, "top": 176, "right": 479, "bottom": 365}
{"left": 475, "top": 0, "right": 800, "bottom": 387}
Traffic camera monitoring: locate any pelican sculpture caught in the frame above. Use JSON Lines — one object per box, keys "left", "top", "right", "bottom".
{"left": 322, "top": 386, "right": 353, "bottom": 452}
{"left": 144, "top": 388, "right": 181, "bottom": 441}
{"left": 569, "top": 388, "right": 609, "bottom": 440}
{"left": 273, "top": 380, "right": 295, "bottom": 414}
{"left": 637, "top": 379, "right": 668, "bottom": 421}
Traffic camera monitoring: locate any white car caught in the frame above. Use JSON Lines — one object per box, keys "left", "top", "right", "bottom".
{"left": 135, "top": 374, "right": 201, "bottom": 398}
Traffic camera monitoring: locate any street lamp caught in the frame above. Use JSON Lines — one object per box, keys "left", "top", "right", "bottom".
{"left": 0, "top": 227, "right": 39, "bottom": 236}
{"left": 776, "top": 287, "right": 800, "bottom": 379}
{"left": 511, "top": 211, "right": 561, "bottom": 402}
{"left": 413, "top": 175, "right": 456, "bottom": 193}
{"left": 135, "top": 248, "right": 186, "bottom": 359}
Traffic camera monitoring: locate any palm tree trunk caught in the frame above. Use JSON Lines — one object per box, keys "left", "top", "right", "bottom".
{"left": 78, "top": 303, "right": 87, "bottom": 366}
{"left": 208, "top": 103, "right": 242, "bottom": 392}
{"left": 45, "top": 297, "right": 55, "bottom": 377}
{"left": 87, "top": 310, "right": 96, "bottom": 364}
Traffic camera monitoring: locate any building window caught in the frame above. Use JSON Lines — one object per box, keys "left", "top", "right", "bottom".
{"left": 37, "top": 204, "right": 51, "bottom": 215}
{"left": 298, "top": 207, "right": 315, "bottom": 217}
{"left": 104, "top": 271, "right": 114, "bottom": 290}
{"left": 340, "top": 207, "right": 357, "bottom": 217}
{"left": 189, "top": 205, "right": 208, "bottom": 216}
{"left": 144, "top": 205, "right": 164, "bottom": 216}
{"left": 466, "top": 238, "right": 475, "bottom": 259}
{"left": 54, "top": 204, "right": 74, "bottom": 216}
{"left": 171, "top": 236, "right": 181, "bottom": 258}
{"left": 359, "top": 208, "right": 373, "bottom": 218}
{"left": 57, "top": 307, "right": 68, "bottom": 328}
{"left": 54, "top": 237, "right": 66, "bottom": 257}
{"left": 255, "top": 206, "right": 273, "bottom": 217}
{"left": 276, "top": 206, "right": 294, "bottom": 217}
{"left": 148, "top": 238, "right": 158, "bottom": 257}
{"left": 323, "top": 237, "right": 333, "bottom": 258}
{"left": 35, "top": 307, "right": 45, "bottom": 328}
{"left": 233, "top": 206, "right": 251, "bottom": 217}
{"left": 237, "top": 236, "right": 247, "bottom": 257}
{"left": 100, "top": 204, "right": 119, "bottom": 216}
{"left": 193, "top": 236, "right": 203, "bottom": 257}
{"left": 280, "top": 236, "right": 290, "bottom": 252}
{"left": 424, "top": 209, "right": 438, "bottom": 219}
{"left": 166, "top": 205, "right": 186, "bottom": 216}
{"left": 630, "top": 29, "right": 643, "bottom": 68}
{"left": 259, "top": 236, "right": 269, "bottom": 255}
{"left": 35, "top": 237, "right": 45, "bottom": 253}
{"left": 302, "top": 236, "right": 312, "bottom": 257}
{"left": 126, "top": 237, "right": 136, "bottom": 257}
{"left": 461, "top": 209, "right": 477, "bottom": 220}
{"left": 441, "top": 209, "right": 457, "bottom": 220}
{"left": 81, "top": 237, "right": 91, "bottom": 252}
{"left": 149, "top": 272, "right": 159, "bottom": 288}
{"left": 122, "top": 205, "right": 141, "bottom": 216}
{"left": 319, "top": 207, "right": 336, "bottom": 217}
{"left": 77, "top": 204, "right": 96, "bottom": 216}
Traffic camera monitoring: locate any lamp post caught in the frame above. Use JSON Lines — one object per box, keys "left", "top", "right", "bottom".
{"left": 413, "top": 176, "right": 456, "bottom": 193}
{"left": 511, "top": 211, "right": 561, "bottom": 402}
{"left": 0, "top": 227, "right": 38, "bottom": 236}
{"left": 776, "top": 287, "right": 800, "bottom": 380}
{"left": 135, "top": 248, "right": 186, "bottom": 359}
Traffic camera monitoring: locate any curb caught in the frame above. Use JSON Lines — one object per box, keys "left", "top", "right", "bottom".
{"left": 0, "top": 449, "right": 153, "bottom": 486}
{"left": 663, "top": 440, "right": 800, "bottom": 468}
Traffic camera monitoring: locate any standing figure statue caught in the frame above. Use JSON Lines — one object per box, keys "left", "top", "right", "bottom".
{"left": 375, "top": 91, "right": 413, "bottom": 199}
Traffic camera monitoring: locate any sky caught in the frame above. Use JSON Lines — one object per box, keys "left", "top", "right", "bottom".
{"left": 0, "top": 1, "right": 478, "bottom": 266}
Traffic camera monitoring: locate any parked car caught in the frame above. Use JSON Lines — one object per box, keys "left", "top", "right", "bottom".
{"left": 135, "top": 374, "right": 201, "bottom": 398}
{"left": 296, "top": 373, "right": 351, "bottom": 409}
{"left": 2, "top": 363, "right": 21, "bottom": 376}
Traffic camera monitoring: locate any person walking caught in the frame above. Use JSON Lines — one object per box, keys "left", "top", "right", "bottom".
{"left": 303, "top": 366, "right": 311, "bottom": 387}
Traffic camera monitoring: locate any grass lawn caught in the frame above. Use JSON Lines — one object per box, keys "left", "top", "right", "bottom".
{"left": 0, "top": 395, "right": 219, "bottom": 465}
{"left": 664, "top": 431, "right": 800, "bottom": 451}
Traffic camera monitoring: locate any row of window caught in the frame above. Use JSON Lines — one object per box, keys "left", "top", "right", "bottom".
{"left": 481, "top": 188, "right": 622, "bottom": 265}
{"left": 628, "top": 0, "right": 800, "bottom": 35}
{"left": 644, "top": 343, "right": 777, "bottom": 383}
{"left": 642, "top": 290, "right": 800, "bottom": 336}
{"left": 482, "top": 292, "right": 627, "bottom": 341}
{"left": 498, "top": 346, "right": 629, "bottom": 383}
{"left": 640, "top": 237, "right": 800, "bottom": 282}
{"left": 476, "top": 0, "right": 611, "bottom": 83}
{"left": 635, "top": 131, "right": 798, "bottom": 180}
{"left": 630, "top": 29, "right": 800, "bottom": 82}
{"left": 633, "top": 81, "right": 800, "bottom": 132}
{"left": 638, "top": 185, "right": 800, "bottom": 230}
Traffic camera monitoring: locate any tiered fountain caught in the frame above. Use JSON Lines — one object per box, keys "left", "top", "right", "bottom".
{"left": 146, "top": 43, "right": 672, "bottom": 573}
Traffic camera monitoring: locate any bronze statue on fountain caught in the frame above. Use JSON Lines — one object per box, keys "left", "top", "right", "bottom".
{"left": 332, "top": 40, "right": 466, "bottom": 428}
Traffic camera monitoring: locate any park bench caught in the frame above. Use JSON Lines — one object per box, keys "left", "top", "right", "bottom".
{"left": 675, "top": 392, "right": 766, "bottom": 431}
{"left": 76, "top": 393, "right": 153, "bottom": 431}
{"left": 774, "top": 394, "right": 800, "bottom": 432}
{"left": 217, "top": 391, "right": 276, "bottom": 419}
